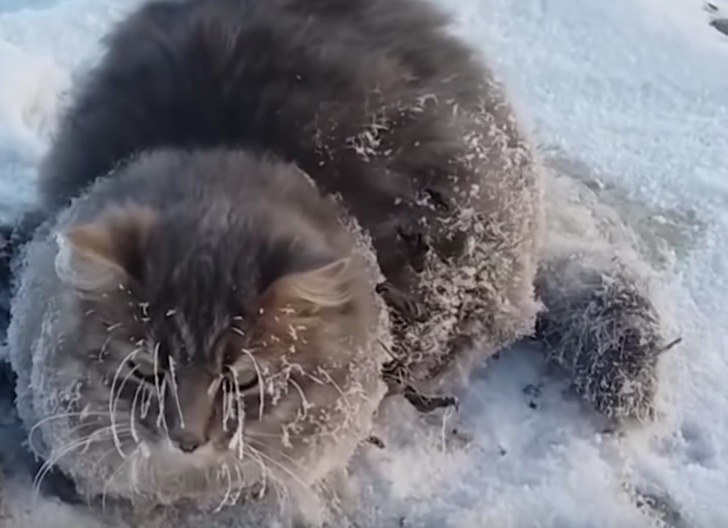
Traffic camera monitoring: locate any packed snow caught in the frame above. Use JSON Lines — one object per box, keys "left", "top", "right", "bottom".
{"left": 0, "top": 0, "right": 726, "bottom": 526}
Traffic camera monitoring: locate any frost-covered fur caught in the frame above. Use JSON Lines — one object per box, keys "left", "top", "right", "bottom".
{"left": 9, "top": 150, "right": 390, "bottom": 524}
{"left": 536, "top": 254, "right": 665, "bottom": 421}
{"left": 4, "top": 0, "right": 668, "bottom": 523}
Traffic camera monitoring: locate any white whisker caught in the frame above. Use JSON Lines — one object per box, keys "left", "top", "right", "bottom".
{"left": 232, "top": 333, "right": 266, "bottom": 420}
{"left": 246, "top": 438, "right": 310, "bottom": 474}
{"left": 156, "top": 377, "right": 169, "bottom": 432}
{"left": 129, "top": 378, "right": 147, "bottom": 444}
{"left": 167, "top": 355, "right": 185, "bottom": 428}
{"left": 234, "top": 450, "right": 276, "bottom": 502}
{"left": 109, "top": 347, "right": 143, "bottom": 458}
{"left": 315, "top": 366, "right": 345, "bottom": 396}
{"left": 33, "top": 426, "right": 129, "bottom": 499}
{"left": 226, "top": 366, "right": 246, "bottom": 459}
{"left": 213, "top": 463, "right": 234, "bottom": 513}
{"left": 101, "top": 446, "right": 136, "bottom": 511}
{"left": 242, "top": 448, "right": 290, "bottom": 513}
{"left": 28, "top": 411, "right": 109, "bottom": 453}
{"left": 288, "top": 378, "right": 311, "bottom": 417}
{"left": 245, "top": 444, "right": 308, "bottom": 491}
{"left": 228, "top": 460, "right": 246, "bottom": 504}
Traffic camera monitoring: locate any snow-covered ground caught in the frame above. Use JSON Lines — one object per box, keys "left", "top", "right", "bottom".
{"left": 0, "top": 0, "right": 727, "bottom": 527}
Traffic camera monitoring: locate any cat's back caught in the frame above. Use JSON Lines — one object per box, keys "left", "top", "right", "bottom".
{"left": 39, "top": 0, "right": 486, "bottom": 213}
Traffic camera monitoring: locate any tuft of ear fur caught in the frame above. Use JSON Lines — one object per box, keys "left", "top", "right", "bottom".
{"left": 262, "top": 258, "right": 360, "bottom": 315}
{"left": 55, "top": 204, "right": 156, "bottom": 294}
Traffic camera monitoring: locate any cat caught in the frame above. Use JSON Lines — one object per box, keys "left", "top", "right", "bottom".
{"left": 3, "top": 0, "right": 670, "bottom": 523}
{"left": 9, "top": 148, "right": 391, "bottom": 516}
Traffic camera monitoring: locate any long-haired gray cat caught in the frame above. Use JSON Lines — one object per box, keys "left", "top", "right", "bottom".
{"left": 4, "top": 0, "right": 670, "bottom": 523}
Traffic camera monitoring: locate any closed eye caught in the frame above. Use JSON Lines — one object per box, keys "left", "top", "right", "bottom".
{"left": 127, "top": 359, "right": 159, "bottom": 385}
{"left": 237, "top": 371, "right": 259, "bottom": 392}
{"left": 134, "top": 371, "right": 158, "bottom": 385}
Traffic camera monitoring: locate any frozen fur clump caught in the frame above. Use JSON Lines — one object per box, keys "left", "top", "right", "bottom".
{"left": 536, "top": 254, "right": 670, "bottom": 421}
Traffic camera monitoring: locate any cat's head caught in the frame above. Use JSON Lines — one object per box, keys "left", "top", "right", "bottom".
{"left": 48, "top": 151, "right": 387, "bottom": 506}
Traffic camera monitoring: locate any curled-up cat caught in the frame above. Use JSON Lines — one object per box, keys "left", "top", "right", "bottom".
{"left": 4, "top": 0, "right": 671, "bottom": 523}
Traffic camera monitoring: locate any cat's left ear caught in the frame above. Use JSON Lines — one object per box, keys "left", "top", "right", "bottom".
{"left": 55, "top": 204, "right": 157, "bottom": 295}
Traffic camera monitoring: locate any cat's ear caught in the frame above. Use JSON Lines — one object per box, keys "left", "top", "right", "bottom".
{"left": 55, "top": 204, "right": 157, "bottom": 294}
{"left": 260, "top": 257, "right": 361, "bottom": 316}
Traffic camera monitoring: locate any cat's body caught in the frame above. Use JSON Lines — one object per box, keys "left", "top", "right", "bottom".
{"left": 5, "top": 0, "right": 667, "bottom": 523}
{"left": 35, "top": 0, "right": 542, "bottom": 397}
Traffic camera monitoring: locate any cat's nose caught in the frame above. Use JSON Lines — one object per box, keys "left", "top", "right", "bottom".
{"left": 170, "top": 431, "right": 204, "bottom": 454}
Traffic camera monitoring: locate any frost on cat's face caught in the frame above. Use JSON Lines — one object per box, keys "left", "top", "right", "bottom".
{"left": 52, "top": 201, "right": 380, "bottom": 502}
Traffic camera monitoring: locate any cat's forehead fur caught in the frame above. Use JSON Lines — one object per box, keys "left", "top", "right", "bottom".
{"left": 137, "top": 207, "right": 305, "bottom": 363}
{"left": 58, "top": 149, "right": 366, "bottom": 368}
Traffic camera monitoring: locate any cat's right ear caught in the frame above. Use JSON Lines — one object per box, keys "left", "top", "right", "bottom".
{"left": 55, "top": 205, "right": 156, "bottom": 295}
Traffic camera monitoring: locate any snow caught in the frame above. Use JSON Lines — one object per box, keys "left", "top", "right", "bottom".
{"left": 1, "top": 0, "right": 727, "bottom": 526}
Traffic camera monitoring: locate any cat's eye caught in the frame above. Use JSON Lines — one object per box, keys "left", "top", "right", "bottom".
{"left": 127, "top": 359, "right": 159, "bottom": 385}
{"left": 135, "top": 371, "right": 158, "bottom": 385}
{"left": 236, "top": 371, "right": 259, "bottom": 392}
